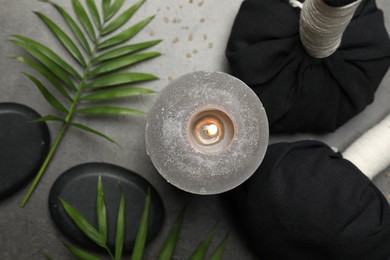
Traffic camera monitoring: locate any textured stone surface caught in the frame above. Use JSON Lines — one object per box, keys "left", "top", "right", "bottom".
{"left": 49, "top": 163, "right": 164, "bottom": 254}
{"left": 0, "top": 0, "right": 389, "bottom": 259}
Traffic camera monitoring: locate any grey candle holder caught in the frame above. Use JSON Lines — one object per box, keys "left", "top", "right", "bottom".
{"left": 146, "top": 71, "right": 269, "bottom": 194}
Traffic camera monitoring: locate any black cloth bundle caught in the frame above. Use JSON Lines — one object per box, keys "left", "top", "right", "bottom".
{"left": 228, "top": 140, "right": 390, "bottom": 259}
{"left": 226, "top": 0, "right": 390, "bottom": 133}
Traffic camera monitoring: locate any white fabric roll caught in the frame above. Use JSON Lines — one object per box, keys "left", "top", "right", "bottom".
{"left": 343, "top": 114, "right": 390, "bottom": 179}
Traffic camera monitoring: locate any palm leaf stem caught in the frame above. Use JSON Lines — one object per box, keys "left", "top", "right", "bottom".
{"left": 20, "top": 33, "right": 101, "bottom": 206}
{"left": 20, "top": 122, "right": 67, "bottom": 207}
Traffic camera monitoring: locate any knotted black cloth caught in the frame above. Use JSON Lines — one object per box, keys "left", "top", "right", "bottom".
{"left": 226, "top": 0, "right": 390, "bottom": 133}
{"left": 227, "top": 140, "right": 390, "bottom": 259}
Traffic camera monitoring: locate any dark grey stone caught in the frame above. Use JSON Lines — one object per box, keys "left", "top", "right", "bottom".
{"left": 0, "top": 102, "right": 50, "bottom": 199}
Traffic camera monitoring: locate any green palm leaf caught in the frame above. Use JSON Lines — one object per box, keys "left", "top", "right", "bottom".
{"left": 35, "top": 12, "right": 86, "bottom": 67}
{"left": 101, "top": 0, "right": 145, "bottom": 36}
{"left": 15, "top": 0, "right": 160, "bottom": 207}
{"left": 54, "top": 181, "right": 229, "bottom": 260}
{"left": 64, "top": 243, "right": 101, "bottom": 260}
{"left": 88, "top": 52, "right": 160, "bottom": 76}
{"left": 12, "top": 35, "right": 81, "bottom": 79}
{"left": 11, "top": 40, "right": 76, "bottom": 90}
{"left": 69, "top": 122, "right": 118, "bottom": 145}
{"left": 72, "top": 0, "right": 96, "bottom": 42}
{"left": 81, "top": 87, "right": 155, "bottom": 101}
{"left": 188, "top": 227, "right": 217, "bottom": 260}
{"left": 131, "top": 188, "right": 151, "bottom": 260}
{"left": 115, "top": 193, "right": 126, "bottom": 260}
{"left": 96, "top": 176, "right": 107, "bottom": 242}
{"left": 158, "top": 208, "right": 186, "bottom": 260}
{"left": 92, "top": 40, "right": 161, "bottom": 63}
{"left": 24, "top": 73, "right": 68, "bottom": 113}
{"left": 86, "top": 0, "right": 101, "bottom": 30}
{"left": 102, "top": 0, "right": 112, "bottom": 21}
{"left": 85, "top": 72, "right": 158, "bottom": 89}
{"left": 107, "top": 0, "right": 126, "bottom": 20}
{"left": 209, "top": 232, "right": 230, "bottom": 260}
{"left": 75, "top": 106, "right": 144, "bottom": 116}
{"left": 14, "top": 56, "right": 72, "bottom": 101}
{"left": 33, "top": 114, "right": 64, "bottom": 123}
{"left": 98, "top": 16, "right": 155, "bottom": 49}
{"left": 59, "top": 198, "right": 106, "bottom": 248}
{"left": 51, "top": 3, "right": 92, "bottom": 55}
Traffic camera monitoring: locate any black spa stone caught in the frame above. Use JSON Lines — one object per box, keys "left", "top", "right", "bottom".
{"left": 0, "top": 102, "right": 50, "bottom": 199}
{"left": 49, "top": 163, "right": 165, "bottom": 254}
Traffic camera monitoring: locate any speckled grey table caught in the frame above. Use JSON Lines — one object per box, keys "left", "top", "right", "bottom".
{"left": 0, "top": 0, "right": 390, "bottom": 259}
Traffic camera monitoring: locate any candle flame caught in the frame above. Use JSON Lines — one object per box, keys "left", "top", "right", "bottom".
{"left": 204, "top": 124, "right": 218, "bottom": 137}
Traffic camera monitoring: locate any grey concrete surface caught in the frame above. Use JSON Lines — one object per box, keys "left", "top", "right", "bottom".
{"left": 0, "top": 0, "right": 389, "bottom": 259}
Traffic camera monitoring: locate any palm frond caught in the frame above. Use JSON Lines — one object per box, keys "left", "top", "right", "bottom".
{"left": 13, "top": 0, "right": 161, "bottom": 206}
{"left": 57, "top": 180, "right": 229, "bottom": 260}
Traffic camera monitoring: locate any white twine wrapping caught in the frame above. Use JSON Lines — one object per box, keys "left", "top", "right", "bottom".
{"left": 343, "top": 114, "right": 390, "bottom": 180}
{"left": 290, "top": 0, "right": 303, "bottom": 9}
{"left": 299, "top": 0, "right": 362, "bottom": 58}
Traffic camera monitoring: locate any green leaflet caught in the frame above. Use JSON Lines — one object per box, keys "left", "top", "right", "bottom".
{"left": 35, "top": 12, "right": 86, "bottom": 67}
{"left": 11, "top": 40, "right": 76, "bottom": 90}
{"left": 92, "top": 40, "right": 162, "bottom": 63}
{"left": 107, "top": 0, "right": 126, "bottom": 20}
{"left": 75, "top": 106, "right": 144, "bottom": 116}
{"left": 81, "top": 87, "right": 155, "bottom": 101}
{"left": 13, "top": 35, "right": 81, "bottom": 79}
{"left": 209, "top": 233, "right": 230, "bottom": 260}
{"left": 102, "top": 0, "right": 111, "bottom": 21}
{"left": 131, "top": 188, "right": 151, "bottom": 260}
{"left": 52, "top": 3, "right": 92, "bottom": 55}
{"left": 188, "top": 227, "right": 216, "bottom": 260}
{"left": 88, "top": 52, "right": 161, "bottom": 76}
{"left": 115, "top": 193, "right": 125, "bottom": 260}
{"left": 86, "top": 0, "right": 101, "bottom": 29}
{"left": 72, "top": 0, "right": 96, "bottom": 42}
{"left": 59, "top": 198, "right": 106, "bottom": 248}
{"left": 32, "top": 114, "right": 64, "bottom": 123}
{"left": 158, "top": 208, "right": 186, "bottom": 260}
{"left": 101, "top": 0, "right": 145, "bottom": 36}
{"left": 96, "top": 176, "right": 107, "bottom": 242}
{"left": 69, "top": 122, "right": 118, "bottom": 145}
{"left": 84, "top": 73, "right": 158, "bottom": 89}
{"left": 64, "top": 243, "right": 101, "bottom": 260}
{"left": 98, "top": 16, "right": 155, "bottom": 49}
{"left": 24, "top": 73, "right": 68, "bottom": 113}
{"left": 14, "top": 56, "right": 72, "bottom": 101}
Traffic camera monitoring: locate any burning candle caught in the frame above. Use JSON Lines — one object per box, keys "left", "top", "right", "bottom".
{"left": 145, "top": 71, "right": 269, "bottom": 194}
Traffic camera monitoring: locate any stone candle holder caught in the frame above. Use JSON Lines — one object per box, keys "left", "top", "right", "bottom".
{"left": 146, "top": 71, "right": 269, "bottom": 194}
